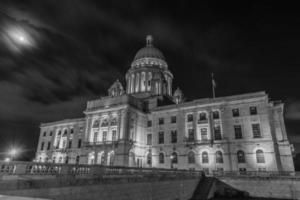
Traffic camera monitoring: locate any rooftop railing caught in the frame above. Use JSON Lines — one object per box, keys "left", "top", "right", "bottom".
{"left": 211, "top": 170, "right": 300, "bottom": 178}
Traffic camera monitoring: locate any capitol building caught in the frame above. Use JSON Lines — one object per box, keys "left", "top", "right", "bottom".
{"left": 35, "top": 35, "right": 295, "bottom": 173}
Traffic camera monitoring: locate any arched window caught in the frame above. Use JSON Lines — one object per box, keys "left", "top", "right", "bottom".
{"left": 63, "top": 129, "right": 68, "bottom": 137}
{"left": 188, "top": 151, "right": 195, "bottom": 164}
{"left": 256, "top": 150, "right": 265, "bottom": 163}
{"left": 216, "top": 151, "right": 223, "bottom": 163}
{"left": 171, "top": 152, "right": 178, "bottom": 164}
{"left": 59, "top": 156, "right": 63, "bottom": 163}
{"left": 147, "top": 72, "right": 152, "bottom": 91}
{"left": 202, "top": 151, "right": 209, "bottom": 163}
{"left": 131, "top": 74, "right": 135, "bottom": 93}
{"left": 147, "top": 152, "right": 152, "bottom": 165}
{"left": 237, "top": 150, "right": 245, "bottom": 163}
{"left": 159, "top": 153, "right": 164, "bottom": 164}
{"left": 141, "top": 72, "right": 146, "bottom": 91}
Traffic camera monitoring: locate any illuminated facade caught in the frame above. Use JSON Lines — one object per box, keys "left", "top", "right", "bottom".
{"left": 36, "top": 35, "right": 295, "bottom": 173}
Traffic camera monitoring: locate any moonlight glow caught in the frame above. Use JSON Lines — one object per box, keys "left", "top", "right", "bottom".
{"left": 2, "top": 25, "right": 36, "bottom": 52}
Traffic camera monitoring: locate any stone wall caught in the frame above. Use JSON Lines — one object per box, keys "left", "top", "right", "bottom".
{"left": 219, "top": 176, "right": 300, "bottom": 199}
{"left": 0, "top": 177, "right": 199, "bottom": 200}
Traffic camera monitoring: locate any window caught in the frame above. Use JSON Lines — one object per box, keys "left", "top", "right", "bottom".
{"left": 213, "top": 111, "right": 220, "bottom": 119}
{"left": 70, "top": 128, "right": 74, "bottom": 134}
{"left": 159, "top": 153, "right": 164, "bottom": 164}
{"left": 49, "top": 131, "right": 53, "bottom": 136}
{"left": 40, "top": 142, "right": 44, "bottom": 151}
{"left": 188, "top": 129, "right": 195, "bottom": 142}
{"left": 188, "top": 151, "right": 195, "bottom": 164}
{"left": 202, "top": 152, "right": 209, "bottom": 163}
{"left": 79, "top": 127, "right": 84, "bottom": 132}
{"left": 237, "top": 150, "right": 245, "bottom": 163}
{"left": 216, "top": 151, "right": 223, "bottom": 163}
{"left": 147, "top": 120, "right": 152, "bottom": 127}
{"left": 234, "top": 125, "right": 243, "bottom": 139}
{"left": 65, "top": 156, "right": 69, "bottom": 164}
{"left": 52, "top": 156, "right": 56, "bottom": 163}
{"left": 43, "top": 132, "right": 46, "bottom": 137}
{"left": 147, "top": 134, "right": 152, "bottom": 145}
{"left": 250, "top": 106, "right": 257, "bottom": 115}
{"left": 171, "top": 152, "right": 178, "bottom": 164}
{"left": 58, "top": 130, "right": 61, "bottom": 136}
{"left": 159, "top": 118, "right": 164, "bottom": 125}
{"left": 147, "top": 153, "right": 152, "bottom": 165}
{"left": 252, "top": 124, "right": 261, "bottom": 138}
{"left": 93, "top": 120, "right": 100, "bottom": 128}
{"left": 103, "top": 131, "right": 107, "bottom": 141}
{"left": 77, "top": 139, "right": 82, "bottom": 148}
{"left": 201, "top": 128, "right": 208, "bottom": 140}
{"left": 214, "top": 126, "right": 222, "bottom": 140}
{"left": 158, "top": 131, "right": 164, "bottom": 144}
{"left": 110, "top": 118, "right": 117, "bottom": 126}
{"left": 76, "top": 156, "right": 80, "bottom": 164}
{"left": 63, "top": 130, "right": 68, "bottom": 137}
{"left": 101, "top": 119, "right": 108, "bottom": 127}
{"left": 171, "top": 130, "right": 177, "bottom": 143}
{"left": 171, "top": 116, "right": 176, "bottom": 123}
{"left": 187, "top": 114, "right": 193, "bottom": 122}
{"left": 199, "top": 112, "right": 207, "bottom": 121}
{"left": 112, "top": 130, "right": 117, "bottom": 141}
{"left": 68, "top": 141, "right": 72, "bottom": 149}
{"left": 232, "top": 109, "right": 239, "bottom": 117}
{"left": 256, "top": 150, "right": 265, "bottom": 163}
{"left": 47, "top": 142, "right": 51, "bottom": 150}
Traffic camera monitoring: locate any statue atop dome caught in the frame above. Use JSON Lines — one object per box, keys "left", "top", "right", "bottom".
{"left": 173, "top": 87, "right": 184, "bottom": 104}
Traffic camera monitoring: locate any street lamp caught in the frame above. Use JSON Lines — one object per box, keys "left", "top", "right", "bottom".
{"left": 170, "top": 155, "right": 174, "bottom": 169}
{"left": 9, "top": 148, "right": 18, "bottom": 161}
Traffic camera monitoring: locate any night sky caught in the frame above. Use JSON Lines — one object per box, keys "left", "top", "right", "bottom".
{"left": 0, "top": 1, "right": 299, "bottom": 168}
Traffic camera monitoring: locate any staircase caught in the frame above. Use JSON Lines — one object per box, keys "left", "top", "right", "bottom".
{"left": 190, "top": 176, "right": 216, "bottom": 200}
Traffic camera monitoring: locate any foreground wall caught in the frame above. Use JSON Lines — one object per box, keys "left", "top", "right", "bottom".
{"left": 0, "top": 177, "right": 199, "bottom": 200}
{"left": 219, "top": 176, "right": 300, "bottom": 199}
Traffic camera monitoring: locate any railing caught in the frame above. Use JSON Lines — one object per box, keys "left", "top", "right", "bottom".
{"left": 211, "top": 170, "right": 300, "bottom": 178}
{"left": 0, "top": 161, "right": 203, "bottom": 178}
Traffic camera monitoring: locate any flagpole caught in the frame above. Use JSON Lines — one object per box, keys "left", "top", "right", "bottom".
{"left": 211, "top": 73, "right": 216, "bottom": 99}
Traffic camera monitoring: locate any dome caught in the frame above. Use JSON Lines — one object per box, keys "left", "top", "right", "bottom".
{"left": 133, "top": 35, "right": 165, "bottom": 61}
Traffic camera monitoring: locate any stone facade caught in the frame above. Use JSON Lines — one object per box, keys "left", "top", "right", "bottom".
{"left": 35, "top": 35, "right": 295, "bottom": 173}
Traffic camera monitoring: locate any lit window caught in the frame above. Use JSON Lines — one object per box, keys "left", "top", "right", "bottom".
{"left": 103, "top": 131, "right": 107, "bottom": 141}
{"left": 112, "top": 130, "right": 117, "bottom": 141}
